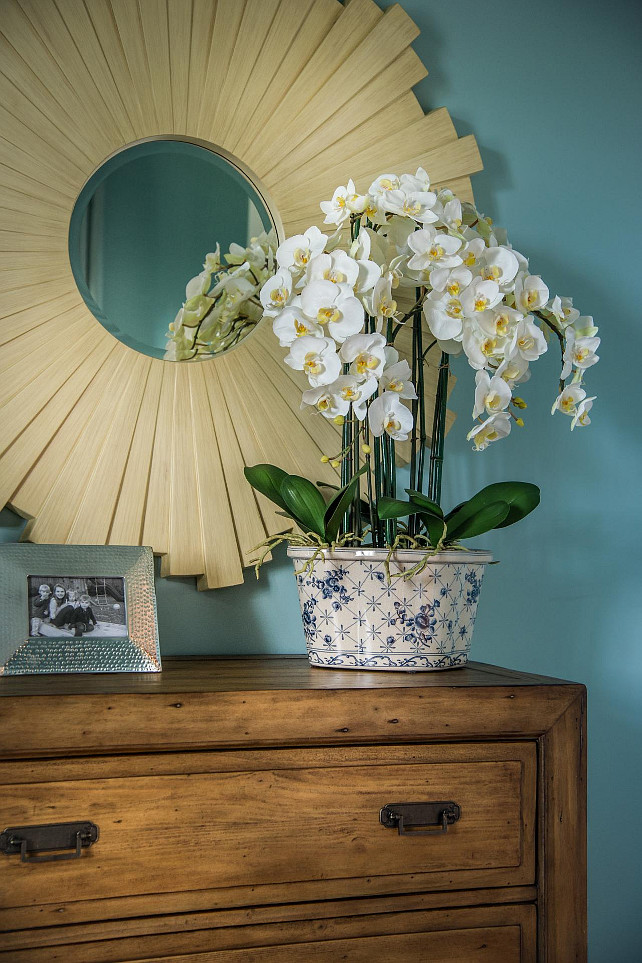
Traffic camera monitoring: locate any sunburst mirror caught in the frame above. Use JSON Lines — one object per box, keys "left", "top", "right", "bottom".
{"left": 0, "top": 0, "right": 482, "bottom": 589}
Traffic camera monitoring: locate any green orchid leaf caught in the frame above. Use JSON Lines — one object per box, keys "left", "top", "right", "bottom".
{"left": 244, "top": 464, "right": 290, "bottom": 514}
{"left": 446, "top": 500, "right": 510, "bottom": 541}
{"left": 324, "top": 466, "right": 368, "bottom": 543}
{"left": 405, "top": 490, "right": 444, "bottom": 517}
{"left": 377, "top": 497, "right": 422, "bottom": 520}
{"left": 418, "top": 512, "right": 447, "bottom": 548}
{"left": 474, "top": 481, "right": 540, "bottom": 528}
{"left": 279, "top": 475, "right": 327, "bottom": 538}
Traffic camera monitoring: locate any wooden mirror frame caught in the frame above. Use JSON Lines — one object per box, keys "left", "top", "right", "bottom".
{"left": 0, "top": 0, "right": 482, "bottom": 589}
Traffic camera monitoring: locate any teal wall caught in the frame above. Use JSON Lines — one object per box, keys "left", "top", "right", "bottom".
{"left": 2, "top": 1, "right": 640, "bottom": 957}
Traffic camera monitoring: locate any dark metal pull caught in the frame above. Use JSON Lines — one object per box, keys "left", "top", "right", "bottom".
{"left": 380, "top": 801, "right": 461, "bottom": 836}
{"left": 0, "top": 821, "right": 99, "bottom": 863}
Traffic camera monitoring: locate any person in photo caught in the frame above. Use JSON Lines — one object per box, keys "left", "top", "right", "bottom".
{"left": 30, "top": 583, "right": 52, "bottom": 636}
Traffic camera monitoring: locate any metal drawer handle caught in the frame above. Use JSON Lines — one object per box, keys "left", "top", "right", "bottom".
{"left": 0, "top": 821, "right": 99, "bottom": 863}
{"left": 380, "top": 801, "right": 461, "bottom": 836}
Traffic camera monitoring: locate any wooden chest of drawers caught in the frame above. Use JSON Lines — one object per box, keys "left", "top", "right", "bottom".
{"left": 0, "top": 658, "right": 586, "bottom": 961}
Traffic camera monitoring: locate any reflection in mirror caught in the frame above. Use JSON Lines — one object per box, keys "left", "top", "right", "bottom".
{"left": 69, "top": 139, "right": 277, "bottom": 361}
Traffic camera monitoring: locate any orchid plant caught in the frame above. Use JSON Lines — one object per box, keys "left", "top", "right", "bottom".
{"left": 164, "top": 229, "right": 277, "bottom": 360}
{"left": 241, "top": 169, "right": 599, "bottom": 565}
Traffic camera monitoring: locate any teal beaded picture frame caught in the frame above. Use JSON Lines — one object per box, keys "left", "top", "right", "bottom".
{"left": 0, "top": 545, "right": 160, "bottom": 675}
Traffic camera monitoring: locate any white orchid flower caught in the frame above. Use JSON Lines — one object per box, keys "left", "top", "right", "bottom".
{"left": 435, "top": 196, "right": 463, "bottom": 231}
{"left": 478, "top": 305, "right": 523, "bottom": 340}
{"left": 429, "top": 265, "right": 473, "bottom": 295}
{"left": 276, "top": 226, "right": 327, "bottom": 272}
{"left": 467, "top": 411, "right": 512, "bottom": 450}
{"left": 338, "top": 375, "right": 378, "bottom": 420}
{"left": 203, "top": 245, "right": 221, "bottom": 273}
{"left": 182, "top": 293, "right": 214, "bottom": 327}
{"left": 571, "top": 396, "right": 596, "bottom": 429}
{"left": 383, "top": 188, "right": 438, "bottom": 224}
{"left": 302, "top": 250, "right": 360, "bottom": 288}
{"left": 185, "top": 270, "right": 211, "bottom": 299}
{"left": 368, "top": 391, "right": 414, "bottom": 441}
{"left": 368, "top": 173, "right": 401, "bottom": 200}
{"left": 365, "top": 275, "right": 397, "bottom": 328}
{"left": 380, "top": 359, "right": 417, "bottom": 400}
{"left": 407, "top": 226, "right": 463, "bottom": 272}
{"left": 400, "top": 167, "right": 431, "bottom": 193}
{"left": 514, "top": 274, "right": 550, "bottom": 313}
{"left": 472, "top": 370, "right": 512, "bottom": 419}
{"left": 569, "top": 336, "right": 600, "bottom": 370}
{"left": 462, "top": 321, "right": 507, "bottom": 370}
{"left": 551, "top": 384, "right": 587, "bottom": 417}
{"left": 284, "top": 335, "right": 341, "bottom": 387}
{"left": 547, "top": 295, "right": 580, "bottom": 328}
{"left": 300, "top": 280, "right": 364, "bottom": 342}
{"left": 496, "top": 352, "right": 531, "bottom": 386}
{"left": 510, "top": 318, "right": 547, "bottom": 361}
{"left": 423, "top": 290, "right": 465, "bottom": 342}
{"left": 301, "top": 382, "right": 350, "bottom": 419}
{"left": 340, "top": 332, "right": 387, "bottom": 378}
{"left": 479, "top": 246, "right": 520, "bottom": 288}
{"left": 272, "top": 306, "right": 323, "bottom": 346}
{"left": 460, "top": 277, "right": 504, "bottom": 316}
{"left": 319, "top": 180, "right": 355, "bottom": 226}
{"left": 460, "top": 235, "right": 487, "bottom": 269}
{"left": 260, "top": 269, "right": 293, "bottom": 316}
{"left": 350, "top": 227, "right": 371, "bottom": 261}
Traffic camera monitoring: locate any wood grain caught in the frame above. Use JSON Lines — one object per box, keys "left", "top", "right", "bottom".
{"left": 0, "top": 659, "right": 584, "bottom": 960}
{"left": 0, "top": 904, "right": 536, "bottom": 962}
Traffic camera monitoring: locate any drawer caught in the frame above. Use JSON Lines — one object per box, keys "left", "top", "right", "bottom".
{"left": 0, "top": 743, "right": 535, "bottom": 923}
{"left": 0, "top": 903, "right": 537, "bottom": 962}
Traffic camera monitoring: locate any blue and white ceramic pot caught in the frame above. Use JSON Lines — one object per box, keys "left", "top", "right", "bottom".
{"left": 288, "top": 546, "right": 493, "bottom": 671}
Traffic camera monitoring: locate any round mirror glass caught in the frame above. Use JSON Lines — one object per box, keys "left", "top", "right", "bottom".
{"left": 69, "top": 139, "right": 278, "bottom": 361}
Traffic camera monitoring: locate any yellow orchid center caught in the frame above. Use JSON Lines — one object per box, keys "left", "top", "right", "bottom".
{"left": 574, "top": 346, "right": 590, "bottom": 362}
{"left": 304, "top": 353, "right": 323, "bottom": 375}
{"left": 270, "top": 286, "right": 288, "bottom": 305}
{"left": 293, "top": 247, "right": 310, "bottom": 266}
{"left": 464, "top": 252, "right": 477, "bottom": 266}
{"left": 387, "top": 380, "right": 403, "bottom": 393}
{"left": 429, "top": 244, "right": 445, "bottom": 261}
{"left": 495, "top": 313, "right": 510, "bottom": 336}
{"left": 518, "top": 335, "right": 534, "bottom": 351}
{"left": 379, "top": 177, "right": 397, "bottom": 191}
{"left": 474, "top": 296, "right": 489, "bottom": 312}
{"left": 403, "top": 199, "right": 422, "bottom": 216}
{"left": 560, "top": 395, "right": 576, "bottom": 413}
{"left": 501, "top": 363, "right": 520, "bottom": 381}
{"left": 578, "top": 411, "right": 590, "bottom": 425}
{"left": 446, "top": 281, "right": 461, "bottom": 296}
{"left": 481, "top": 337, "right": 498, "bottom": 356}
{"left": 486, "top": 391, "right": 502, "bottom": 410}
{"left": 385, "top": 416, "right": 401, "bottom": 433}
{"left": 336, "top": 195, "right": 346, "bottom": 208}
{"left": 483, "top": 265, "right": 502, "bottom": 281}
{"left": 525, "top": 289, "right": 539, "bottom": 307}
{"left": 294, "top": 320, "right": 309, "bottom": 336}
{"left": 355, "top": 352, "right": 379, "bottom": 374}
{"left": 324, "top": 268, "right": 346, "bottom": 283}
{"left": 446, "top": 298, "right": 462, "bottom": 318}
{"left": 317, "top": 397, "right": 331, "bottom": 411}
{"left": 317, "top": 306, "right": 341, "bottom": 324}
{"left": 341, "top": 386, "right": 358, "bottom": 401}
{"left": 378, "top": 297, "right": 397, "bottom": 317}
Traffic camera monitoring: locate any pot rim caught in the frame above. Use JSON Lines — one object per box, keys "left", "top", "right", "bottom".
{"left": 287, "top": 545, "right": 493, "bottom": 564}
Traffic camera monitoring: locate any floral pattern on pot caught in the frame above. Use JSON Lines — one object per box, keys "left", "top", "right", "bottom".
{"left": 288, "top": 547, "right": 492, "bottom": 671}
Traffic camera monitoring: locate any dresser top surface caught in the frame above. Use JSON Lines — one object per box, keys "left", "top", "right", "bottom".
{"left": 0, "top": 656, "right": 578, "bottom": 697}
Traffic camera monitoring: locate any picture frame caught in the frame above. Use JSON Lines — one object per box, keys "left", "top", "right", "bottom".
{"left": 0, "top": 545, "right": 161, "bottom": 675}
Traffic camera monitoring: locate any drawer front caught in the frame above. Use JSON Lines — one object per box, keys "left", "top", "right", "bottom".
{"left": 0, "top": 904, "right": 537, "bottom": 962}
{"left": 0, "top": 743, "right": 535, "bottom": 915}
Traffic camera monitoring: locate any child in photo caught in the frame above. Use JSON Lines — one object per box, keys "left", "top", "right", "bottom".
{"left": 30, "top": 583, "right": 52, "bottom": 636}
{"left": 73, "top": 594, "right": 97, "bottom": 637}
